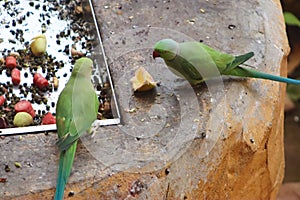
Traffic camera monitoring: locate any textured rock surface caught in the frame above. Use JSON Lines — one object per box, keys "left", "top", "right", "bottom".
{"left": 0, "top": 0, "right": 288, "bottom": 199}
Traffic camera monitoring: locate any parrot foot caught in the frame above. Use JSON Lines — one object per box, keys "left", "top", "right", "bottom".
{"left": 88, "top": 124, "right": 99, "bottom": 138}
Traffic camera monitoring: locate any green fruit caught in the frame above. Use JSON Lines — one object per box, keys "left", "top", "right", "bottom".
{"left": 30, "top": 35, "right": 47, "bottom": 57}
{"left": 13, "top": 112, "right": 33, "bottom": 127}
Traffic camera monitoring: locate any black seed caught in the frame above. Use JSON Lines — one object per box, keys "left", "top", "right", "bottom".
{"left": 68, "top": 191, "right": 75, "bottom": 197}
{"left": 0, "top": 117, "right": 9, "bottom": 129}
{"left": 8, "top": 39, "right": 16, "bottom": 44}
{"left": 5, "top": 164, "right": 10, "bottom": 172}
{"left": 6, "top": 70, "right": 11, "bottom": 77}
{"left": 96, "top": 84, "right": 101, "bottom": 91}
{"left": 63, "top": 45, "right": 69, "bottom": 54}
{"left": 165, "top": 168, "right": 170, "bottom": 175}
{"left": 59, "top": 31, "right": 64, "bottom": 37}
{"left": 43, "top": 98, "right": 48, "bottom": 104}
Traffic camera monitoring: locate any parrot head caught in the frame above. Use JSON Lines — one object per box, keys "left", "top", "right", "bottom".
{"left": 153, "top": 39, "right": 179, "bottom": 61}
{"left": 71, "top": 57, "right": 93, "bottom": 78}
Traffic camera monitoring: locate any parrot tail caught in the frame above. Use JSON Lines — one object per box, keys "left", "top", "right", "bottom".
{"left": 54, "top": 141, "right": 78, "bottom": 200}
{"left": 226, "top": 66, "right": 300, "bottom": 85}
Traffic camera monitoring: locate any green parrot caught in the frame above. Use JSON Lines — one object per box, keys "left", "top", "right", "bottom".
{"left": 54, "top": 57, "right": 99, "bottom": 200}
{"left": 153, "top": 39, "right": 300, "bottom": 85}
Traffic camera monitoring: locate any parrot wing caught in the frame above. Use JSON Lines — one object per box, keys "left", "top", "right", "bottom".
{"left": 56, "top": 117, "right": 80, "bottom": 152}
{"left": 223, "top": 52, "right": 254, "bottom": 73}
{"left": 56, "top": 91, "right": 99, "bottom": 151}
{"left": 177, "top": 42, "right": 228, "bottom": 82}
{"left": 180, "top": 58, "right": 202, "bottom": 80}
{"left": 198, "top": 43, "right": 235, "bottom": 70}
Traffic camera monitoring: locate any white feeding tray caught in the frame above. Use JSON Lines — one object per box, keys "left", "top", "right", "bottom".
{"left": 0, "top": 0, "right": 120, "bottom": 136}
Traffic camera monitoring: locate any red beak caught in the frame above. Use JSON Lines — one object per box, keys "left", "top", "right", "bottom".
{"left": 152, "top": 50, "right": 160, "bottom": 59}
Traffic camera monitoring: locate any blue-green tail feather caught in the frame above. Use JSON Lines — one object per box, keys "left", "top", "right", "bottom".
{"left": 54, "top": 141, "right": 78, "bottom": 200}
{"left": 225, "top": 66, "right": 300, "bottom": 85}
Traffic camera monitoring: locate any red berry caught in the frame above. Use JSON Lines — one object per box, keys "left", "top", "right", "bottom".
{"left": 33, "top": 73, "right": 42, "bottom": 83}
{"left": 29, "top": 109, "right": 36, "bottom": 118}
{"left": 11, "top": 68, "right": 21, "bottom": 85}
{"left": 33, "top": 73, "right": 49, "bottom": 90}
{"left": 0, "top": 96, "right": 6, "bottom": 106}
{"left": 41, "top": 112, "right": 56, "bottom": 125}
{"left": 5, "top": 56, "right": 17, "bottom": 69}
{"left": 14, "top": 100, "right": 35, "bottom": 117}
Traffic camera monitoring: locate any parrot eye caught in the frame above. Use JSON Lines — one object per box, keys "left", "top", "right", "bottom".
{"left": 161, "top": 50, "right": 169, "bottom": 55}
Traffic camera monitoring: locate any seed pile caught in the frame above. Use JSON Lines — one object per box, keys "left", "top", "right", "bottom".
{"left": 0, "top": 0, "right": 113, "bottom": 129}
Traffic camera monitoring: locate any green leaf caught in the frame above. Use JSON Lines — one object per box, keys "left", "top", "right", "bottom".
{"left": 287, "top": 78, "right": 300, "bottom": 102}
{"left": 284, "top": 12, "right": 300, "bottom": 27}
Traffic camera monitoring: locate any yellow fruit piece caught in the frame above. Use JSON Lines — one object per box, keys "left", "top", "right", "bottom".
{"left": 13, "top": 112, "right": 33, "bottom": 127}
{"left": 30, "top": 34, "right": 47, "bottom": 57}
{"left": 14, "top": 162, "right": 22, "bottom": 168}
{"left": 130, "top": 67, "right": 156, "bottom": 92}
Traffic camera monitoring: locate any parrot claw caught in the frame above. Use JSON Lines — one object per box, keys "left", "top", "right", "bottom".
{"left": 88, "top": 124, "right": 99, "bottom": 138}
